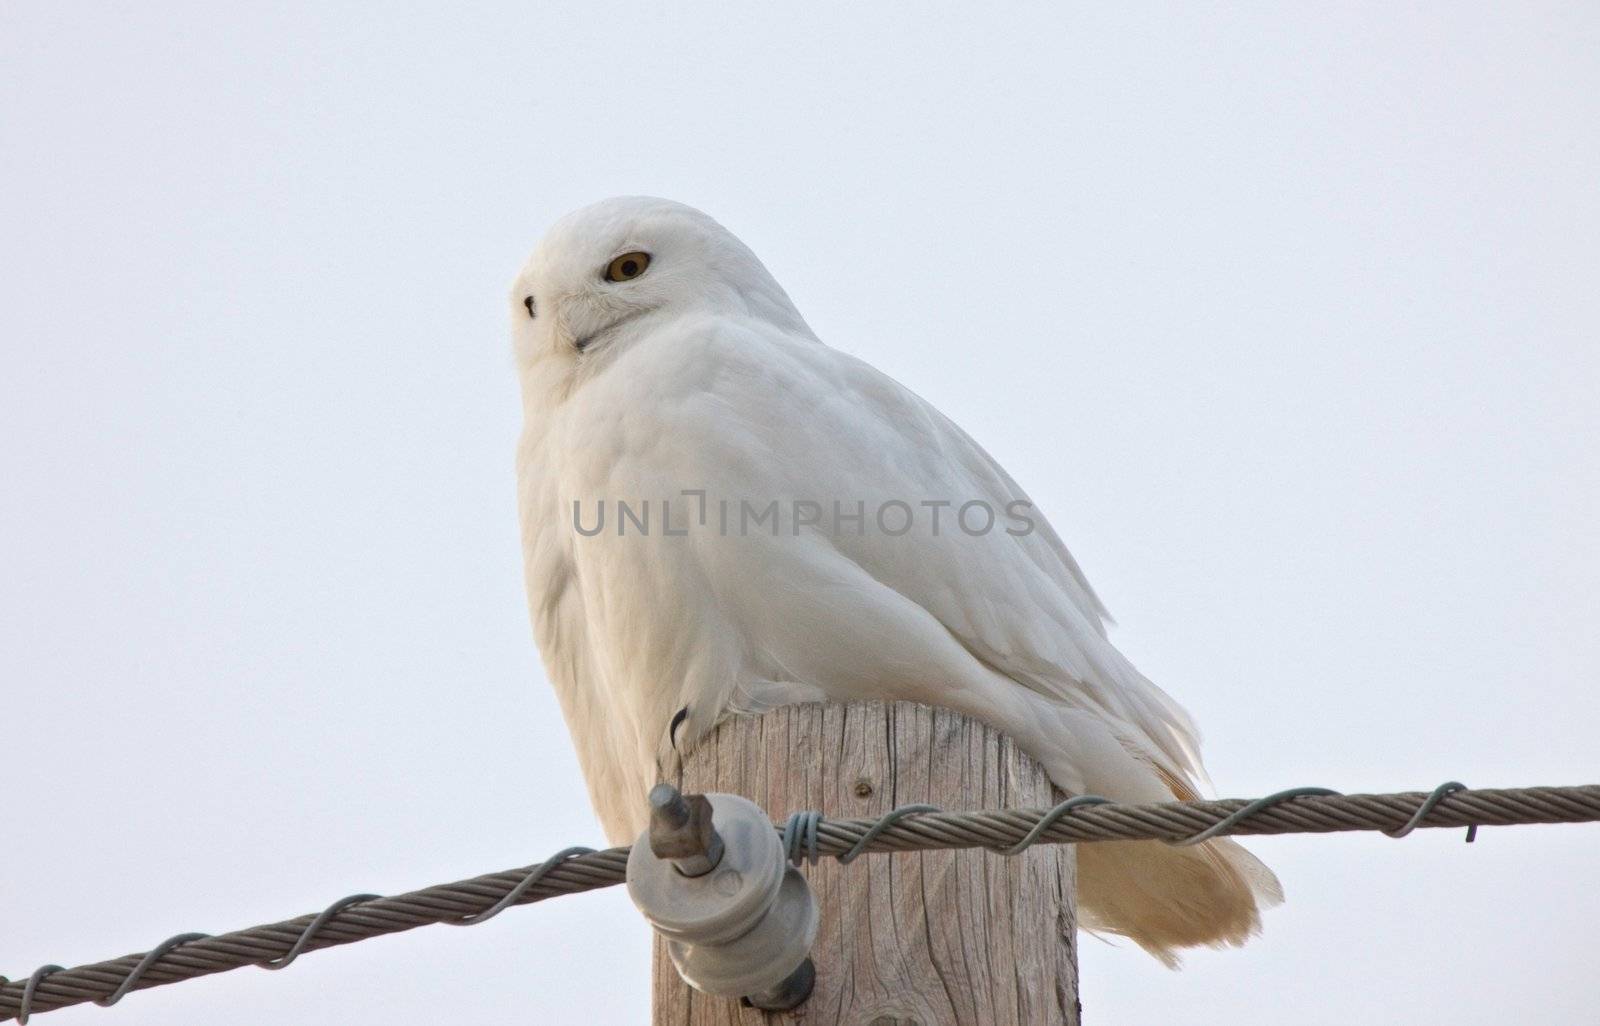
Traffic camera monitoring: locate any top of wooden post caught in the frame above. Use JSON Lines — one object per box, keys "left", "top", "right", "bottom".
{"left": 654, "top": 700, "right": 1080, "bottom": 1026}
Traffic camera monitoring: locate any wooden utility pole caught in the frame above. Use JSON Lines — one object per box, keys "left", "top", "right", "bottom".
{"left": 653, "top": 701, "right": 1079, "bottom": 1026}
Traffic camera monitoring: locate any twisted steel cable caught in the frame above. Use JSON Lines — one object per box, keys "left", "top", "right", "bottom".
{"left": 0, "top": 848, "right": 631, "bottom": 1023}
{"left": 4, "top": 783, "right": 1597, "bottom": 1022}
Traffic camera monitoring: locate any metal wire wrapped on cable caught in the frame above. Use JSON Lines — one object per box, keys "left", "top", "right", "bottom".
{"left": 4, "top": 782, "right": 1598, "bottom": 1022}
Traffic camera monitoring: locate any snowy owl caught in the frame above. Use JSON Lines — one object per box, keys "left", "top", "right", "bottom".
{"left": 511, "top": 196, "right": 1280, "bottom": 962}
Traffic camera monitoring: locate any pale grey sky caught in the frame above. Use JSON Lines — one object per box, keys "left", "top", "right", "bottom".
{"left": 3, "top": 3, "right": 1597, "bottom": 1023}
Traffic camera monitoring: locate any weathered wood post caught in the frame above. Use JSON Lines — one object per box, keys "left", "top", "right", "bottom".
{"left": 653, "top": 701, "right": 1079, "bottom": 1025}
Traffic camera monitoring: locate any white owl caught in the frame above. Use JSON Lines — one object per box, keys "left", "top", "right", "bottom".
{"left": 512, "top": 197, "right": 1280, "bottom": 963}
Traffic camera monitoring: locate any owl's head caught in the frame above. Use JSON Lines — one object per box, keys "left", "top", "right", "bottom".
{"left": 510, "top": 197, "right": 809, "bottom": 370}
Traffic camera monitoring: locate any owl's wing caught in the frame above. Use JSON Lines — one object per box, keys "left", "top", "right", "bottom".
{"left": 678, "top": 327, "right": 1210, "bottom": 792}
{"left": 879, "top": 391, "right": 1209, "bottom": 791}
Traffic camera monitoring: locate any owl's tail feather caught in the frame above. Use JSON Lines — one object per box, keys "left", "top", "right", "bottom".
{"left": 1076, "top": 834, "right": 1283, "bottom": 967}
{"left": 1021, "top": 703, "right": 1283, "bottom": 966}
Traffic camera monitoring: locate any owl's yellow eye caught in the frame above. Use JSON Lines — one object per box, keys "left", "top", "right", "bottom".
{"left": 604, "top": 251, "right": 651, "bottom": 282}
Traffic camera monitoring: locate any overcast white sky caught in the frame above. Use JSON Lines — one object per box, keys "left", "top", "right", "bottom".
{"left": 3, "top": 3, "right": 1597, "bottom": 1023}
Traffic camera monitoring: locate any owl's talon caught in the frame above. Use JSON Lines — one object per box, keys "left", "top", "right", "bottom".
{"left": 669, "top": 705, "right": 690, "bottom": 751}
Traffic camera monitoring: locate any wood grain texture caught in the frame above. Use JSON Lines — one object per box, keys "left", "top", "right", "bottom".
{"left": 653, "top": 701, "right": 1079, "bottom": 1026}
